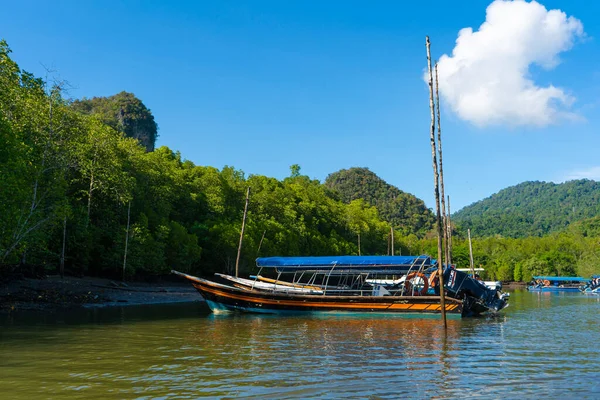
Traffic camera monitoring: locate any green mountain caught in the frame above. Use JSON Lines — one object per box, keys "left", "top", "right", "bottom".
{"left": 453, "top": 180, "right": 600, "bottom": 238}
{"left": 324, "top": 167, "right": 435, "bottom": 236}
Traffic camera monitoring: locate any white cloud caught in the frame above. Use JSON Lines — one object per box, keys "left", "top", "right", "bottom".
{"left": 434, "top": 0, "right": 584, "bottom": 127}
{"left": 562, "top": 167, "right": 600, "bottom": 181}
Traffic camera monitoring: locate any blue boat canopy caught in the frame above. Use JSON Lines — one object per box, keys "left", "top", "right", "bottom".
{"left": 256, "top": 255, "right": 434, "bottom": 273}
{"left": 533, "top": 276, "right": 590, "bottom": 282}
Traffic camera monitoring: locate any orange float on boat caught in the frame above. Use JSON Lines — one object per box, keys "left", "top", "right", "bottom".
{"left": 405, "top": 272, "right": 429, "bottom": 296}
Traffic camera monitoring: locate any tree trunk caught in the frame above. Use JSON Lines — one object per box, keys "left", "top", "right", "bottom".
{"left": 122, "top": 201, "right": 131, "bottom": 281}
{"left": 387, "top": 230, "right": 390, "bottom": 256}
{"left": 86, "top": 171, "right": 94, "bottom": 227}
{"left": 60, "top": 215, "right": 66, "bottom": 279}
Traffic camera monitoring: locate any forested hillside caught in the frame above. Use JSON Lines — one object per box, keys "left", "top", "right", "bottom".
{"left": 2, "top": 38, "right": 600, "bottom": 282}
{"left": 325, "top": 167, "right": 435, "bottom": 236}
{"left": 0, "top": 39, "right": 396, "bottom": 279}
{"left": 453, "top": 180, "right": 600, "bottom": 238}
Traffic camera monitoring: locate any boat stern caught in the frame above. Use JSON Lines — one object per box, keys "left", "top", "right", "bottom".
{"left": 444, "top": 267, "right": 510, "bottom": 315}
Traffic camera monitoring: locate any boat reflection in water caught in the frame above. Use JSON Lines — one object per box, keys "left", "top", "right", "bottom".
{"left": 199, "top": 313, "right": 464, "bottom": 360}
{"left": 173, "top": 255, "right": 509, "bottom": 318}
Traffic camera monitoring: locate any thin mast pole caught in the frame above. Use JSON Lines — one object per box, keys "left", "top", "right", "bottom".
{"left": 426, "top": 36, "right": 447, "bottom": 328}
{"left": 257, "top": 229, "right": 266, "bottom": 256}
{"left": 435, "top": 62, "right": 449, "bottom": 268}
{"left": 235, "top": 187, "right": 250, "bottom": 277}
{"left": 391, "top": 226, "right": 395, "bottom": 255}
{"left": 468, "top": 228, "right": 475, "bottom": 278}
{"left": 447, "top": 195, "right": 453, "bottom": 265}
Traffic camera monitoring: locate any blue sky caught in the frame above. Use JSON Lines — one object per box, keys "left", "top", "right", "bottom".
{"left": 2, "top": 0, "right": 600, "bottom": 211}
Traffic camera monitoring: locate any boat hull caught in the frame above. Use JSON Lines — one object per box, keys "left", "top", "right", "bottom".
{"left": 527, "top": 286, "right": 582, "bottom": 292}
{"left": 192, "top": 277, "right": 466, "bottom": 317}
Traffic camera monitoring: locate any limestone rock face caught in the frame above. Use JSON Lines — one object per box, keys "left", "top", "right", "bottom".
{"left": 72, "top": 91, "right": 158, "bottom": 152}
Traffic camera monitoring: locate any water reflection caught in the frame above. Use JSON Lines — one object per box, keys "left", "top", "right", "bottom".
{"left": 178, "top": 315, "right": 470, "bottom": 398}
{"left": 1, "top": 292, "right": 599, "bottom": 399}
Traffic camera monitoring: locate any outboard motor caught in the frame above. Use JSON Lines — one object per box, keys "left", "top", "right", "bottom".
{"left": 443, "top": 267, "right": 508, "bottom": 312}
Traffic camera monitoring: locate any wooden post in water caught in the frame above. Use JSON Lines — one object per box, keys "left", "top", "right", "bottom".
{"left": 468, "top": 228, "right": 475, "bottom": 278}
{"left": 426, "top": 36, "right": 447, "bottom": 328}
{"left": 447, "top": 195, "right": 453, "bottom": 266}
{"left": 435, "top": 62, "right": 449, "bottom": 268}
{"left": 235, "top": 187, "right": 250, "bottom": 277}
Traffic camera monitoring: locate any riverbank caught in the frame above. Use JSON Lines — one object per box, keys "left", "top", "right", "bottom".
{"left": 503, "top": 281, "right": 528, "bottom": 289}
{"left": 0, "top": 274, "right": 202, "bottom": 312}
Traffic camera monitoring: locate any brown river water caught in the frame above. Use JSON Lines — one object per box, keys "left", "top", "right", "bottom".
{"left": 1, "top": 289, "right": 599, "bottom": 399}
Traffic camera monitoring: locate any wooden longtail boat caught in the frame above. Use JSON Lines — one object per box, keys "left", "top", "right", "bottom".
{"left": 173, "top": 255, "right": 509, "bottom": 318}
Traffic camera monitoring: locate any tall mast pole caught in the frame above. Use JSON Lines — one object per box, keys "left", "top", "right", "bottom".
{"left": 426, "top": 36, "right": 447, "bottom": 328}
{"left": 435, "top": 62, "right": 449, "bottom": 268}
{"left": 235, "top": 187, "right": 250, "bottom": 277}
{"left": 447, "top": 195, "right": 453, "bottom": 266}
{"left": 468, "top": 228, "right": 475, "bottom": 278}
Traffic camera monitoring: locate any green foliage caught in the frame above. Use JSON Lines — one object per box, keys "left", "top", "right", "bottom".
{"left": 289, "top": 164, "right": 301, "bottom": 178}
{"left": 0, "top": 39, "right": 73, "bottom": 265}
{"left": 568, "top": 216, "right": 600, "bottom": 237}
{"left": 325, "top": 167, "right": 435, "bottom": 237}
{"left": 453, "top": 180, "right": 600, "bottom": 238}
{"left": 127, "top": 213, "right": 167, "bottom": 276}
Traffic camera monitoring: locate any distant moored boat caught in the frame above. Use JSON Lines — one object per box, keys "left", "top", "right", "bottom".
{"left": 527, "top": 276, "right": 590, "bottom": 292}
{"left": 580, "top": 276, "right": 600, "bottom": 294}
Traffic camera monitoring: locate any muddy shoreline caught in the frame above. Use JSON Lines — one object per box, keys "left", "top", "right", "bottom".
{"left": 503, "top": 281, "right": 528, "bottom": 289}
{"left": 1, "top": 274, "right": 527, "bottom": 313}
{"left": 0, "top": 274, "right": 203, "bottom": 313}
